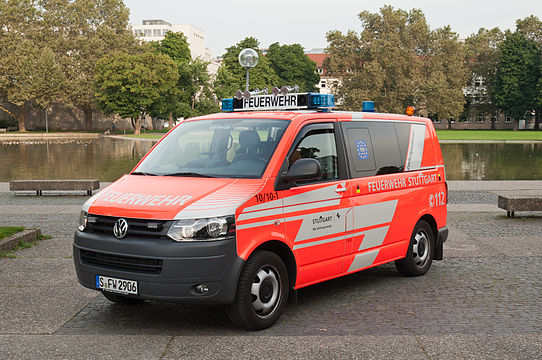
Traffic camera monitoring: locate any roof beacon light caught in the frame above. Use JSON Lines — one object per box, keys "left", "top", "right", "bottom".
{"left": 221, "top": 92, "right": 335, "bottom": 112}
{"left": 280, "top": 85, "right": 299, "bottom": 95}
{"left": 362, "top": 101, "right": 375, "bottom": 112}
{"left": 406, "top": 106, "right": 415, "bottom": 116}
{"left": 237, "top": 88, "right": 269, "bottom": 100}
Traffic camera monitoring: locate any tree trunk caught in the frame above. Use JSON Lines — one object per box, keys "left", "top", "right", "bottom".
{"left": 17, "top": 104, "right": 26, "bottom": 132}
{"left": 168, "top": 113, "right": 175, "bottom": 129}
{"left": 83, "top": 106, "right": 93, "bottom": 132}
{"left": 535, "top": 109, "right": 540, "bottom": 130}
{"left": 133, "top": 116, "right": 142, "bottom": 135}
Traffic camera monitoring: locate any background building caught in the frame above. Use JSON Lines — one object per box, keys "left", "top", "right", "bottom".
{"left": 304, "top": 48, "right": 340, "bottom": 95}
{"left": 132, "top": 19, "right": 211, "bottom": 61}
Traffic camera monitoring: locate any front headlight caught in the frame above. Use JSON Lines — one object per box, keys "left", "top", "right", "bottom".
{"left": 167, "top": 216, "right": 235, "bottom": 242}
{"left": 78, "top": 210, "right": 88, "bottom": 232}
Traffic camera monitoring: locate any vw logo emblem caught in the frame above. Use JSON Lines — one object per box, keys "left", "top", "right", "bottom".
{"left": 113, "top": 218, "right": 128, "bottom": 239}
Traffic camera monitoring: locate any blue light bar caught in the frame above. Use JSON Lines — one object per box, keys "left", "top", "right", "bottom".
{"left": 362, "top": 101, "right": 375, "bottom": 112}
{"left": 308, "top": 93, "right": 335, "bottom": 108}
{"left": 221, "top": 98, "right": 234, "bottom": 112}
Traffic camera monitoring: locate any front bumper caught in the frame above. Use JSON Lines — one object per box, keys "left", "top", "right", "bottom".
{"left": 73, "top": 230, "right": 244, "bottom": 304}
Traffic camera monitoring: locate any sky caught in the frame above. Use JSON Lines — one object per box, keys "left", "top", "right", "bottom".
{"left": 124, "top": 0, "right": 541, "bottom": 58}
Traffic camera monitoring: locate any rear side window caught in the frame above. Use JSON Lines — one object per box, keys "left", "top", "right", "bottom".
{"left": 341, "top": 121, "right": 405, "bottom": 178}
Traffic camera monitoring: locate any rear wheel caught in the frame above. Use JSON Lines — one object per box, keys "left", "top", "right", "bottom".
{"left": 102, "top": 291, "right": 144, "bottom": 305}
{"left": 226, "top": 250, "right": 289, "bottom": 330}
{"left": 395, "top": 220, "right": 434, "bottom": 276}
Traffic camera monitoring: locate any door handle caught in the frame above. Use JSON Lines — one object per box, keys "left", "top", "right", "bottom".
{"left": 335, "top": 187, "right": 347, "bottom": 193}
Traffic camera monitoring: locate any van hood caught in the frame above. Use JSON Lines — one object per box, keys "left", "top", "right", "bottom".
{"left": 84, "top": 175, "right": 264, "bottom": 220}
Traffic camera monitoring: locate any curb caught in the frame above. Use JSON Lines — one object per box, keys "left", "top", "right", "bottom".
{"left": 0, "top": 229, "right": 41, "bottom": 252}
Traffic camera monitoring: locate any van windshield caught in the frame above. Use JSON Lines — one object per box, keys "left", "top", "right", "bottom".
{"left": 134, "top": 118, "right": 289, "bottom": 178}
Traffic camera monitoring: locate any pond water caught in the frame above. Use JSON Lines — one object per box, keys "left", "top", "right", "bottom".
{"left": 1, "top": 137, "right": 542, "bottom": 181}
{"left": 0, "top": 137, "right": 156, "bottom": 182}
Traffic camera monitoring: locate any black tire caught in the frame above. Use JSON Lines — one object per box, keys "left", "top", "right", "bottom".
{"left": 102, "top": 291, "right": 144, "bottom": 305}
{"left": 226, "top": 250, "right": 289, "bottom": 330}
{"left": 395, "top": 220, "right": 434, "bottom": 277}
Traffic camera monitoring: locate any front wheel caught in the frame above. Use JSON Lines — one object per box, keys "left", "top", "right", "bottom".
{"left": 395, "top": 220, "right": 434, "bottom": 277}
{"left": 226, "top": 250, "right": 289, "bottom": 330}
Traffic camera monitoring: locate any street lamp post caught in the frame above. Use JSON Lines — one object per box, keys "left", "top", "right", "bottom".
{"left": 238, "top": 48, "right": 259, "bottom": 92}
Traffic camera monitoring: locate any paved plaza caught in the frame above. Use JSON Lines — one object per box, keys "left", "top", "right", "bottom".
{"left": 0, "top": 181, "right": 541, "bottom": 359}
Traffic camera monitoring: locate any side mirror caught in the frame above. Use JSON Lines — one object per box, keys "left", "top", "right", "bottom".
{"left": 282, "top": 158, "right": 322, "bottom": 183}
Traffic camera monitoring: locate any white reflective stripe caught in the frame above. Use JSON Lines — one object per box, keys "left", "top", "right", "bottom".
{"left": 241, "top": 182, "right": 345, "bottom": 213}
{"left": 237, "top": 207, "right": 283, "bottom": 221}
{"left": 404, "top": 124, "right": 425, "bottom": 171}
{"left": 293, "top": 233, "right": 345, "bottom": 250}
{"left": 291, "top": 224, "right": 390, "bottom": 251}
{"left": 82, "top": 187, "right": 110, "bottom": 212}
{"left": 237, "top": 215, "right": 305, "bottom": 231}
{"left": 236, "top": 219, "right": 278, "bottom": 230}
{"left": 348, "top": 249, "right": 380, "bottom": 272}
{"left": 238, "top": 198, "right": 340, "bottom": 222}
{"left": 176, "top": 206, "right": 238, "bottom": 219}
{"left": 176, "top": 182, "right": 262, "bottom": 220}
{"left": 358, "top": 226, "right": 389, "bottom": 251}
{"left": 353, "top": 200, "right": 398, "bottom": 230}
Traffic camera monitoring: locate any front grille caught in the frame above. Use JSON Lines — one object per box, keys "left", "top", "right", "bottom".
{"left": 80, "top": 249, "right": 163, "bottom": 274}
{"left": 86, "top": 214, "right": 171, "bottom": 239}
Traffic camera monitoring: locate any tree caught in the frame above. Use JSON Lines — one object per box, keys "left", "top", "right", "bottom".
{"left": 423, "top": 26, "right": 469, "bottom": 127}
{"left": 213, "top": 66, "right": 239, "bottom": 101}
{"left": 326, "top": 6, "right": 430, "bottom": 113}
{"left": 151, "top": 32, "right": 218, "bottom": 123}
{"left": 94, "top": 52, "right": 179, "bottom": 134}
{"left": 464, "top": 28, "right": 504, "bottom": 129}
{"left": 493, "top": 31, "right": 541, "bottom": 125}
{"left": 516, "top": 15, "right": 542, "bottom": 129}
{"left": 44, "top": 0, "right": 139, "bottom": 131}
{"left": 0, "top": 0, "right": 64, "bottom": 131}
{"left": 266, "top": 43, "right": 320, "bottom": 92}
{"left": 216, "top": 37, "right": 280, "bottom": 96}
{"left": 186, "top": 59, "right": 219, "bottom": 116}
{"left": 325, "top": 6, "right": 468, "bottom": 119}
{"left": 149, "top": 32, "right": 192, "bottom": 127}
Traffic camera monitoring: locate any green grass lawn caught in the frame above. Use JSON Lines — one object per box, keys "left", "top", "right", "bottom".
{"left": 123, "top": 133, "right": 164, "bottom": 139}
{"left": 436, "top": 130, "right": 542, "bottom": 141}
{"left": 0, "top": 226, "right": 24, "bottom": 239}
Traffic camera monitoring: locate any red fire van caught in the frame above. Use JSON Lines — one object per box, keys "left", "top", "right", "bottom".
{"left": 74, "top": 92, "right": 448, "bottom": 330}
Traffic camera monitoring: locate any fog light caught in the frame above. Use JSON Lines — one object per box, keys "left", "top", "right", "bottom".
{"left": 194, "top": 284, "right": 209, "bottom": 295}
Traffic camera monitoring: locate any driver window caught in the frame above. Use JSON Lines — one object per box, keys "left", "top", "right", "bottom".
{"left": 289, "top": 130, "right": 339, "bottom": 183}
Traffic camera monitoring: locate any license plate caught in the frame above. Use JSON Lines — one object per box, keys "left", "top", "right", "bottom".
{"left": 96, "top": 275, "right": 138, "bottom": 295}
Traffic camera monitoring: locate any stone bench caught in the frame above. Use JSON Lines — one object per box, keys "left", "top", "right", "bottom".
{"left": 0, "top": 128, "right": 6, "bottom": 133}
{"left": 9, "top": 179, "right": 100, "bottom": 196}
{"left": 496, "top": 191, "right": 542, "bottom": 218}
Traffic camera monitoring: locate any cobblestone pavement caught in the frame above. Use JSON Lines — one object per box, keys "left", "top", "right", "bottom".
{"left": 1, "top": 181, "right": 541, "bottom": 359}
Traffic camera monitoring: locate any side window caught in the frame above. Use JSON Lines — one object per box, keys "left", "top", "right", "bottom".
{"left": 341, "top": 121, "right": 403, "bottom": 178}
{"left": 394, "top": 123, "right": 411, "bottom": 167}
{"left": 288, "top": 129, "right": 339, "bottom": 183}
{"left": 369, "top": 122, "right": 403, "bottom": 175}
{"left": 345, "top": 128, "right": 376, "bottom": 173}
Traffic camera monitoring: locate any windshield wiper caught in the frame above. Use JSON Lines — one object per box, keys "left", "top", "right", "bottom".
{"left": 131, "top": 171, "right": 158, "bottom": 176}
{"left": 162, "top": 172, "right": 216, "bottom": 178}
